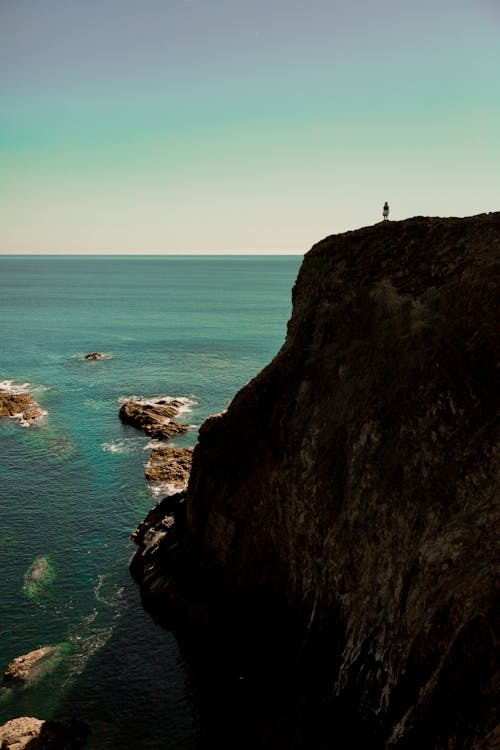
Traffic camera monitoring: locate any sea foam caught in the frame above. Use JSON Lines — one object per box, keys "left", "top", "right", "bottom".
{"left": 148, "top": 481, "right": 186, "bottom": 500}
{"left": 0, "top": 379, "right": 31, "bottom": 394}
{"left": 100, "top": 438, "right": 140, "bottom": 455}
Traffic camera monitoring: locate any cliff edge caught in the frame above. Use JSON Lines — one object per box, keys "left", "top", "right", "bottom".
{"left": 132, "top": 213, "right": 499, "bottom": 749}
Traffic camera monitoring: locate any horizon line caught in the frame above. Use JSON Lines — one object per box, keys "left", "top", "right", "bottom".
{"left": 0, "top": 251, "right": 306, "bottom": 257}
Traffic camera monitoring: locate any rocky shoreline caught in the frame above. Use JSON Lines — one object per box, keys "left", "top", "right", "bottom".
{"left": 131, "top": 213, "right": 500, "bottom": 749}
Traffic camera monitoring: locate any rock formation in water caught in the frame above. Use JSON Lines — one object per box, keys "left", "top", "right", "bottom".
{"left": 132, "top": 214, "right": 499, "bottom": 749}
{"left": 0, "top": 716, "right": 88, "bottom": 749}
{"left": 84, "top": 352, "right": 104, "bottom": 360}
{"left": 23, "top": 556, "right": 56, "bottom": 599}
{"left": 3, "top": 647, "right": 59, "bottom": 684}
{"left": 0, "top": 385, "right": 46, "bottom": 426}
{"left": 145, "top": 446, "right": 194, "bottom": 484}
{"left": 119, "top": 398, "right": 189, "bottom": 439}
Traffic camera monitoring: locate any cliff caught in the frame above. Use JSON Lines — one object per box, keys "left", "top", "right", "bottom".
{"left": 132, "top": 213, "right": 499, "bottom": 749}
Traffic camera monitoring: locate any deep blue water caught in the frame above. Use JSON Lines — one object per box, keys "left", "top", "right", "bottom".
{"left": 0, "top": 255, "right": 302, "bottom": 748}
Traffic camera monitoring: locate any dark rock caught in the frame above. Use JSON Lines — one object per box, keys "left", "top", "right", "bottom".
{"left": 84, "top": 352, "right": 103, "bottom": 360}
{"left": 131, "top": 213, "right": 500, "bottom": 749}
{"left": 119, "top": 398, "right": 190, "bottom": 439}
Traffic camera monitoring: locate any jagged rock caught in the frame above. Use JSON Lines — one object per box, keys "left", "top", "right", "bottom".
{"left": 0, "top": 717, "right": 88, "bottom": 749}
{"left": 0, "top": 717, "right": 44, "bottom": 749}
{"left": 119, "top": 398, "right": 189, "bottom": 439}
{"left": 0, "top": 392, "right": 33, "bottom": 418}
{"left": 84, "top": 352, "right": 103, "bottom": 360}
{"left": 131, "top": 213, "right": 500, "bottom": 749}
{"left": 4, "top": 646, "right": 58, "bottom": 684}
{"left": 145, "top": 446, "right": 193, "bottom": 483}
{"left": 0, "top": 387, "right": 45, "bottom": 426}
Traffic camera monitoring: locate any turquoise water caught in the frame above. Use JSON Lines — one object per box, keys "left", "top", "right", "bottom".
{"left": 0, "top": 255, "right": 302, "bottom": 748}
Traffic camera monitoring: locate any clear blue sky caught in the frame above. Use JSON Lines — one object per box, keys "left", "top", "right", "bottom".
{"left": 1, "top": 0, "right": 499, "bottom": 253}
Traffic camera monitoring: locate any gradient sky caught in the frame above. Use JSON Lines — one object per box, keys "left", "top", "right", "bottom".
{"left": 1, "top": 0, "right": 499, "bottom": 253}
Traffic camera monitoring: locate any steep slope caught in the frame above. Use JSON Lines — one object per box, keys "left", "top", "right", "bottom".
{"left": 132, "top": 213, "right": 499, "bottom": 749}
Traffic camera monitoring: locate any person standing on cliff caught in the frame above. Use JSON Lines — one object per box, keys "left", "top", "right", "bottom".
{"left": 383, "top": 202, "right": 389, "bottom": 220}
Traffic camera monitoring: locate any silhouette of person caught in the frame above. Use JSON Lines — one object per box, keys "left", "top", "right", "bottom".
{"left": 383, "top": 202, "right": 389, "bottom": 221}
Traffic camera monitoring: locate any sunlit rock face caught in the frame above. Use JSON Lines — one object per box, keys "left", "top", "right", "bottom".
{"left": 133, "top": 213, "right": 499, "bottom": 749}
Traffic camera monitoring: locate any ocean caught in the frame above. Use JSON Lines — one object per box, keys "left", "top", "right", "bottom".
{"left": 0, "top": 255, "right": 303, "bottom": 748}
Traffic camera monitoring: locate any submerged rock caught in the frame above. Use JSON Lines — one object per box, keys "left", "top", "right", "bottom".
{"left": 23, "top": 556, "right": 56, "bottom": 599}
{"left": 119, "top": 398, "right": 190, "bottom": 439}
{"left": 0, "top": 716, "right": 88, "bottom": 749}
{"left": 132, "top": 213, "right": 500, "bottom": 749}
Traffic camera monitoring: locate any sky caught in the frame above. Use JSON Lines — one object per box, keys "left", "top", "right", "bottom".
{"left": 1, "top": 0, "right": 499, "bottom": 253}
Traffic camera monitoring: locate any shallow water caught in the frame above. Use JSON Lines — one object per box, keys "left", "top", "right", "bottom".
{"left": 0, "top": 254, "right": 302, "bottom": 747}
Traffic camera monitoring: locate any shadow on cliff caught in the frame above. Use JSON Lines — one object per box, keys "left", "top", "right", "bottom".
{"left": 130, "top": 213, "right": 500, "bottom": 750}
{"left": 49, "top": 578, "right": 346, "bottom": 750}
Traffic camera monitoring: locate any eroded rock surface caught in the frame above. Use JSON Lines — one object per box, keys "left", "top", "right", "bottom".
{"left": 0, "top": 717, "right": 44, "bottom": 749}
{"left": 0, "top": 383, "right": 46, "bottom": 426}
{"left": 145, "top": 446, "right": 194, "bottom": 484}
{"left": 119, "top": 398, "right": 189, "bottom": 439}
{"left": 0, "top": 717, "right": 88, "bottom": 749}
{"left": 132, "top": 214, "right": 500, "bottom": 749}
{"left": 4, "top": 647, "right": 58, "bottom": 684}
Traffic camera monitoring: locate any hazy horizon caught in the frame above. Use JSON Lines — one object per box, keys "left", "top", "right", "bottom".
{"left": 1, "top": 0, "right": 499, "bottom": 254}
{"left": 0, "top": 250, "right": 305, "bottom": 256}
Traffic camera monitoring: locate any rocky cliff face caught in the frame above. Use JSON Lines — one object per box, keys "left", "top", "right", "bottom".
{"left": 132, "top": 214, "right": 499, "bottom": 749}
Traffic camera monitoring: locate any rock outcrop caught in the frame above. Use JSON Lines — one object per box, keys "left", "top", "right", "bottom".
{"left": 84, "top": 352, "right": 103, "bottom": 360}
{"left": 3, "top": 647, "right": 58, "bottom": 684}
{"left": 0, "top": 717, "right": 88, "bottom": 749}
{"left": 119, "top": 398, "right": 189, "bottom": 440}
{"left": 0, "top": 717, "right": 44, "bottom": 749}
{"left": 132, "top": 214, "right": 499, "bottom": 749}
{"left": 0, "top": 383, "right": 46, "bottom": 426}
{"left": 145, "top": 446, "right": 193, "bottom": 484}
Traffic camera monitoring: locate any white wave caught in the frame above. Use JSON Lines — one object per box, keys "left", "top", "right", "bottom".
{"left": 100, "top": 438, "right": 139, "bottom": 455}
{"left": 175, "top": 396, "right": 198, "bottom": 416}
{"left": 143, "top": 439, "right": 167, "bottom": 450}
{"left": 0, "top": 379, "right": 31, "bottom": 394}
{"left": 148, "top": 480, "right": 187, "bottom": 500}
{"left": 17, "top": 409, "right": 48, "bottom": 428}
